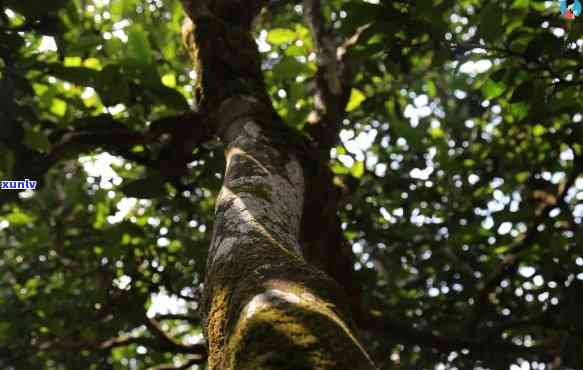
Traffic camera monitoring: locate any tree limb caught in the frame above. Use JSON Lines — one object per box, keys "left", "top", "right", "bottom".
{"left": 468, "top": 160, "right": 583, "bottom": 335}
{"left": 362, "top": 312, "right": 554, "bottom": 362}
{"left": 145, "top": 355, "right": 205, "bottom": 370}
{"left": 144, "top": 317, "right": 206, "bottom": 355}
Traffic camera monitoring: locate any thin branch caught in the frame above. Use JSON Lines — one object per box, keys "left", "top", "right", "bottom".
{"left": 362, "top": 312, "right": 554, "bottom": 362}
{"left": 144, "top": 317, "right": 206, "bottom": 355}
{"left": 302, "top": 0, "right": 352, "bottom": 155}
{"left": 468, "top": 161, "right": 583, "bottom": 335}
{"left": 153, "top": 313, "right": 200, "bottom": 323}
{"left": 145, "top": 355, "right": 205, "bottom": 370}
{"left": 303, "top": 0, "right": 342, "bottom": 96}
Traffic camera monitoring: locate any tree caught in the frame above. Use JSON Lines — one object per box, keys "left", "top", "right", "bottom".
{"left": 0, "top": 0, "right": 582, "bottom": 369}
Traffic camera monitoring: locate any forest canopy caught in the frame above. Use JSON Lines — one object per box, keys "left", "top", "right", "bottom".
{"left": 0, "top": 0, "right": 582, "bottom": 369}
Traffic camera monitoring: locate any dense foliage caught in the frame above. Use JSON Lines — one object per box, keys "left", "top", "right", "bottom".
{"left": 1, "top": 0, "right": 582, "bottom": 369}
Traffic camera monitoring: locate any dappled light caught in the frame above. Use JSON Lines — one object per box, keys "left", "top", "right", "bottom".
{"left": 1, "top": 0, "right": 582, "bottom": 369}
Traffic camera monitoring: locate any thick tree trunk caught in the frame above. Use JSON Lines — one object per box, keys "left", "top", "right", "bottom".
{"left": 180, "top": 1, "right": 376, "bottom": 369}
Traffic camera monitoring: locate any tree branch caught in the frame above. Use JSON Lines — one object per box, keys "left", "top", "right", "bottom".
{"left": 0, "top": 112, "right": 211, "bottom": 208}
{"left": 145, "top": 355, "right": 205, "bottom": 370}
{"left": 362, "top": 312, "right": 554, "bottom": 362}
{"left": 153, "top": 313, "right": 200, "bottom": 323}
{"left": 468, "top": 160, "right": 583, "bottom": 335}
{"left": 144, "top": 317, "right": 206, "bottom": 355}
{"left": 302, "top": 0, "right": 352, "bottom": 155}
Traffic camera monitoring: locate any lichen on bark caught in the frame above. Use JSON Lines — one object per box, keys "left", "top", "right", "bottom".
{"left": 180, "top": 1, "right": 377, "bottom": 368}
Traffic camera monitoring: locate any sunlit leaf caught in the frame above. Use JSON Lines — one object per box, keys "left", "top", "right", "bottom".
{"left": 346, "top": 88, "right": 366, "bottom": 112}
{"left": 267, "top": 28, "right": 296, "bottom": 45}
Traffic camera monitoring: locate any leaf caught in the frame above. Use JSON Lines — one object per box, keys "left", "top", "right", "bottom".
{"left": 332, "top": 162, "right": 350, "bottom": 175}
{"left": 267, "top": 28, "right": 296, "bottom": 45}
{"left": 512, "top": 0, "right": 530, "bottom": 9}
{"left": 50, "top": 99, "right": 67, "bottom": 117}
{"left": 285, "top": 45, "right": 305, "bottom": 57}
{"left": 425, "top": 80, "right": 437, "bottom": 97}
{"left": 481, "top": 79, "right": 505, "bottom": 100}
{"left": 532, "top": 124, "right": 546, "bottom": 137}
{"left": 351, "top": 161, "right": 365, "bottom": 178}
{"left": 23, "top": 128, "right": 50, "bottom": 151}
{"left": 430, "top": 127, "right": 445, "bottom": 139}
{"left": 272, "top": 57, "right": 313, "bottom": 80}
{"left": 6, "top": 207, "right": 34, "bottom": 225}
{"left": 127, "top": 25, "right": 153, "bottom": 64}
{"left": 120, "top": 176, "right": 167, "bottom": 199}
{"left": 346, "top": 88, "right": 366, "bottom": 112}
{"left": 83, "top": 58, "right": 102, "bottom": 70}
{"left": 479, "top": 4, "right": 505, "bottom": 43}
{"left": 515, "top": 171, "right": 530, "bottom": 183}
{"left": 64, "top": 57, "right": 82, "bottom": 67}
{"left": 161, "top": 73, "right": 176, "bottom": 88}
{"left": 509, "top": 102, "right": 530, "bottom": 121}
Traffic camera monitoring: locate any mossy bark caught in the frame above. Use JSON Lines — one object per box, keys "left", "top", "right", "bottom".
{"left": 180, "top": 1, "right": 377, "bottom": 369}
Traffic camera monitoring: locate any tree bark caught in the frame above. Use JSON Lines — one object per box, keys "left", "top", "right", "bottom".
{"left": 180, "top": 1, "right": 376, "bottom": 369}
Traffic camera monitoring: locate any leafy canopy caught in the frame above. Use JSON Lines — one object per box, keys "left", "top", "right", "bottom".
{"left": 0, "top": 0, "right": 582, "bottom": 369}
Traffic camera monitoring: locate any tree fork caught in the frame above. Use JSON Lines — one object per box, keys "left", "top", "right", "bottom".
{"left": 180, "top": 0, "right": 376, "bottom": 368}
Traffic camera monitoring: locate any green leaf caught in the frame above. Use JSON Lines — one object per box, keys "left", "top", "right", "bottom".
{"left": 509, "top": 102, "right": 530, "bottom": 121}
{"left": 161, "top": 73, "right": 176, "bottom": 88}
{"left": 346, "top": 88, "right": 366, "bottom": 112}
{"left": 512, "top": 0, "right": 530, "bottom": 9}
{"left": 267, "top": 28, "right": 296, "bottom": 45}
{"left": 332, "top": 162, "right": 350, "bottom": 175}
{"left": 481, "top": 79, "right": 505, "bottom": 100}
{"left": 23, "top": 128, "right": 50, "bottom": 151}
{"left": 285, "top": 45, "right": 305, "bottom": 57}
{"left": 6, "top": 207, "right": 34, "bottom": 225}
{"left": 425, "top": 80, "right": 437, "bottom": 97}
{"left": 50, "top": 99, "right": 67, "bottom": 116}
{"left": 120, "top": 176, "right": 167, "bottom": 199}
{"left": 479, "top": 4, "right": 505, "bottom": 43}
{"left": 430, "top": 127, "right": 445, "bottom": 139}
{"left": 272, "top": 57, "right": 313, "bottom": 80}
{"left": 127, "top": 25, "right": 153, "bottom": 64}
{"left": 515, "top": 171, "right": 530, "bottom": 183}
{"left": 351, "top": 161, "right": 365, "bottom": 178}
{"left": 533, "top": 124, "right": 546, "bottom": 137}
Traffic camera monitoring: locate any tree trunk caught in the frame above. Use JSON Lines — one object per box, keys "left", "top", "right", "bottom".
{"left": 180, "top": 1, "right": 376, "bottom": 369}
